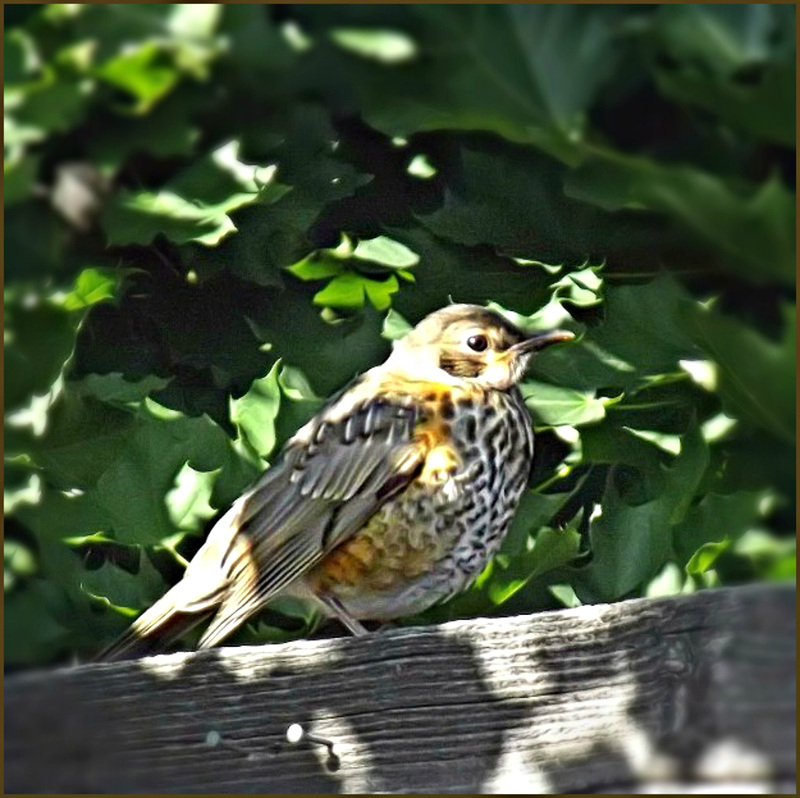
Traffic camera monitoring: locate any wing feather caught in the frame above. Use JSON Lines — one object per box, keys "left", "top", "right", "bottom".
{"left": 212, "top": 388, "right": 426, "bottom": 615}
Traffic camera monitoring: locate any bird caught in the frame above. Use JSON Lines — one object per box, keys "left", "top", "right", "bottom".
{"left": 98, "top": 304, "right": 574, "bottom": 661}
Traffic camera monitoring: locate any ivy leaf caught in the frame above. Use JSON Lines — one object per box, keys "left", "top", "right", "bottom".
{"left": 572, "top": 423, "right": 709, "bottom": 602}
{"left": 247, "top": 299, "right": 390, "bottom": 397}
{"left": 323, "top": 5, "right": 634, "bottom": 160}
{"left": 686, "top": 302, "right": 795, "bottom": 443}
{"left": 165, "top": 462, "right": 218, "bottom": 533}
{"left": 589, "top": 273, "right": 701, "bottom": 374}
{"left": 352, "top": 235, "right": 420, "bottom": 269}
{"left": 5, "top": 267, "right": 126, "bottom": 414}
{"left": 102, "top": 140, "right": 291, "bottom": 247}
{"left": 86, "top": 399, "right": 244, "bottom": 545}
{"left": 229, "top": 361, "right": 282, "bottom": 460}
{"left": 673, "top": 490, "right": 769, "bottom": 567}
{"left": 381, "top": 308, "right": 413, "bottom": 342}
{"left": 61, "top": 267, "right": 123, "bottom": 310}
{"left": 417, "top": 144, "right": 668, "bottom": 268}
{"left": 521, "top": 381, "right": 614, "bottom": 427}
{"left": 80, "top": 553, "right": 168, "bottom": 616}
{"left": 274, "top": 365, "right": 324, "bottom": 450}
{"left": 68, "top": 373, "right": 172, "bottom": 405}
{"left": 4, "top": 582, "right": 72, "bottom": 665}
{"left": 650, "top": 4, "right": 795, "bottom": 146}
{"left": 565, "top": 154, "right": 796, "bottom": 286}
{"left": 94, "top": 41, "right": 180, "bottom": 113}
{"left": 501, "top": 489, "right": 574, "bottom": 557}
{"left": 685, "top": 538, "right": 732, "bottom": 576}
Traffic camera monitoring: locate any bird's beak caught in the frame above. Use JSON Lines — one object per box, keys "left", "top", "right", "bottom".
{"left": 512, "top": 329, "right": 575, "bottom": 355}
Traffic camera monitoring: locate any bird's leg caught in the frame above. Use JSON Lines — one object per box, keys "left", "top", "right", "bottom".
{"left": 315, "top": 593, "right": 370, "bottom": 637}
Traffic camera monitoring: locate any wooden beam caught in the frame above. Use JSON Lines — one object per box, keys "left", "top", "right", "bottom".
{"left": 5, "top": 583, "right": 796, "bottom": 793}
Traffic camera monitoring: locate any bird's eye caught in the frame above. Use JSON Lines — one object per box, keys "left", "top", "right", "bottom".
{"left": 467, "top": 334, "right": 488, "bottom": 352}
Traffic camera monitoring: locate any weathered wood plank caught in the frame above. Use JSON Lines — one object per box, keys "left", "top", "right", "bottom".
{"left": 4, "top": 583, "right": 796, "bottom": 794}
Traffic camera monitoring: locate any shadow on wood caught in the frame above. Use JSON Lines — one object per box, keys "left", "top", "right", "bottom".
{"left": 4, "top": 583, "right": 796, "bottom": 793}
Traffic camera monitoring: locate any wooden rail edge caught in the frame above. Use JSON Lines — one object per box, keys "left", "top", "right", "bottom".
{"left": 5, "top": 582, "right": 796, "bottom": 793}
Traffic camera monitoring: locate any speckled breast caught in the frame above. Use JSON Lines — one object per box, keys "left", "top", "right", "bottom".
{"left": 315, "top": 385, "right": 535, "bottom": 620}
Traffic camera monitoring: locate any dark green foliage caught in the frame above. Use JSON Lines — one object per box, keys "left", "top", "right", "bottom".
{"left": 4, "top": 4, "right": 795, "bottom": 667}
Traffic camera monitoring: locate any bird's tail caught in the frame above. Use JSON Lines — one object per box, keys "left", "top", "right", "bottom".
{"left": 95, "top": 503, "right": 260, "bottom": 662}
{"left": 95, "top": 591, "right": 216, "bottom": 662}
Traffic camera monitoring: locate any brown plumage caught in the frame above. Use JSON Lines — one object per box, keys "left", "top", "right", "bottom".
{"left": 98, "top": 305, "right": 573, "bottom": 660}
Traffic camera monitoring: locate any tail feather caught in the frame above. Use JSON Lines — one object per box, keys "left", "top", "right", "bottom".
{"left": 95, "top": 521, "right": 257, "bottom": 662}
{"left": 96, "top": 594, "right": 214, "bottom": 663}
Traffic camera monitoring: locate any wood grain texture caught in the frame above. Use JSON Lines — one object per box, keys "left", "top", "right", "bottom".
{"left": 5, "top": 583, "right": 796, "bottom": 794}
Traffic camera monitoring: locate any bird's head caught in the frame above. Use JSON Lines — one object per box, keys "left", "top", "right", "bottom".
{"left": 387, "top": 304, "right": 575, "bottom": 390}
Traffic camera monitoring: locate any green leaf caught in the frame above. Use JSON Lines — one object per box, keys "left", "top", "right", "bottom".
{"left": 287, "top": 253, "right": 345, "bottom": 281}
{"left": 62, "top": 267, "right": 123, "bottom": 310}
{"left": 486, "top": 525, "right": 583, "bottom": 606}
{"left": 68, "top": 373, "right": 172, "bottom": 404}
{"left": 274, "top": 365, "right": 324, "bottom": 450}
{"left": 218, "top": 5, "right": 295, "bottom": 77}
{"left": 13, "top": 392, "right": 135, "bottom": 489}
{"left": 4, "top": 582, "right": 72, "bottom": 665}
{"left": 565, "top": 153, "right": 796, "bottom": 286}
{"left": 686, "top": 302, "right": 795, "bottom": 443}
{"left": 42, "top": 4, "right": 222, "bottom": 74}
{"left": 645, "top": 562, "right": 688, "bottom": 599}
{"left": 686, "top": 538, "right": 732, "bottom": 576}
{"left": 330, "top": 28, "right": 417, "bottom": 64}
{"left": 581, "top": 422, "right": 670, "bottom": 472}
{"left": 80, "top": 553, "right": 168, "bottom": 615}
{"left": 654, "top": 58, "right": 794, "bottom": 148}
{"left": 310, "top": 272, "right": 401, "bottom": 311}
{"left": 4, "top": 151, "right": 40, "bottom": 207}
{"left": 418, "top": 144, "right": 668, "bottom": 267}
{"left": 649, "top": 5, "right": 795, "bottom": 145}
{"left": 4, "top": 295, "right": 74, "bottom": 413}
{"left": 102, "top": 140, "right": 291, "bottom": 247}
{"left": 521, "top": 381, "right": 613, "bottom": 427}
{"left": 673, "top": 489, "right": 768, "bottom": 567}
{"left": 732, "top": 529, "right": 796, "bottom": 582}
{"left": 186, "top": 105, "right": 372, "bottom": 285}
{"left": 230, "top": 362, "right": 282, "bottom": 459}
{"left": 352, "top": 235, "right": 420, "bottom": 269}
{"left": 84, "top": 84, "right": 204, "bottom": 172}
{"left": 573, "top": 423, "right": 710, "bottom": 601}
{"left": 332, "top": 5, "right": 635, "bottom": 160}
{"left": 165, "top": 462, "right": 218, "bottom": 533}
{"left": 521, "top": 526, "right": 583, "bottom": 581}
{"left": 5, "top": 538, "right": 38, "bottom": 591}
{"left": 4, "top": 28, "right": 38, "bottom": 87}
{"left": 501, "top": 489, "right": 574, "bottom": 556}
{"left": 94, "top": 41, "right": 180, "bottom": 112}
{"left": 86, "top": 399, "right": 244, "bottom": 545}
{"left": 362, "top": 274, "right": 399, "bottom": 311}
{"left": 381, "top": 308, "right": 413, "bottom": 342}
{"left": 312, "top": 272, "right": 366, "bottom": 309}
{"left": 590, "top": 273, "right": 702, "bottom": 373}
{"left": 4, "top": 468, "right": 42, "bottom": 517}
{"left": 6, "top": 73, "right": 89, "bottom": 145}
{"left": 387, "top": 226, "right": 553, "bottom": 320}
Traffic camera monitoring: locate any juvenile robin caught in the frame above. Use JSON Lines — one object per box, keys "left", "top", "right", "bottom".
{"left": 99, "top": 304, "right": 574, "bottom": 660}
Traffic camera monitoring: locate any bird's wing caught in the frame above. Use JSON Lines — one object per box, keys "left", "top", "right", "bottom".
{"left": 185, "top": 384, "right": 429, "bottom": 647}
{"left": 242, "top": 389, "right": 425, "bottom": 587}
{"left": 97, "top": 381, "right": 434, "bottom": 659}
